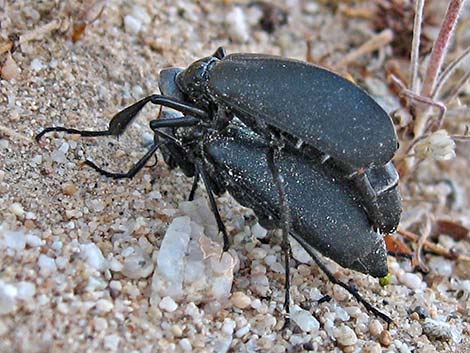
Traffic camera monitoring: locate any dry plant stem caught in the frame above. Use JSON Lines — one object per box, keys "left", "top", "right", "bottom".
{"left": 334, "top": 29, "right": 394, "bottom": 68}
{"left": 413, "top": 0, "right": 466, "bottom": 138}
{"left": 19, "top": 19, "right": 63, "bottom": 44}
{"left": 0, "top": 19, "right": 63, "bottom": 56}
{"left": 421, "top": 0, "right": 467, "bottom": 97}
{"left": 0, "top": 125, "right": 33, "bottom": 144}
{"left": 397, "top": 228, "right": 470, "bottom": 263}
{"left": 413, "top": 215, "right": 432, "bottom": 272}
{"left": 445, "top": 70, "right": 470, "bottom": 103}
{"left": 391, "top": 75, "right": 447, "bottom": 132}
{"left": 432, "top": 46, "right": 470, "bottom": 100}
{"left": 410, "top": 0, "right": 426, "bottom": 93}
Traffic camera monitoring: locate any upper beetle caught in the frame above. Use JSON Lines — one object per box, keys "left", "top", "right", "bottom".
{"left": 175, "top": 47, "right": 397, "bottom": 171}
{"left": 158, "top": 49, "right": 401, "bottom": 234}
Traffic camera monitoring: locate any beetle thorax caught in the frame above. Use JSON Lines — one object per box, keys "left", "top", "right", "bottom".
{"left": 176, "top": 56, "right": 218, "bottom": 108}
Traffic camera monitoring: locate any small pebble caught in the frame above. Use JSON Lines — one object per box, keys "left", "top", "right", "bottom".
{"left": 16, "top": 282, "right": 36, "bottom": 301}
{"left": 334, "top": 325, "right": 357, "bottom": 346}
{"left": 368, "top": 319, "right": 383, "bottom": 337}
{"left": 95, "top": 299, "right": 114, "bottom": 314}
{"left": 251, "top": 223, "right": 267, "bottom": 239}
{"left": 226, "top": 7, "right": 250, "bottom": 43}
{"left": 121, "top": 252, "right": 154, "bottom": 279}
{"left": 361, "top": 341, "right": 382, "bottom": 353}
{"left": 235, "top": 325, "right": 250, "bottom": 338}
{"left": 399, "top": 272, "right": 423, "bottom": 290}
{"left": 38, "top": 254, "right": 57, "bottom": 276}
{"left": 159, "top": 296, "right": 178, "bottom": 312}
{"left": 124, "top": 15, "right": 142, "bottom": 34}
{"left": 1, "top": 53, "right": 20, "bottom": 80}
{"left": 290, "top": 237, "right": 312, "bottom": 264}
{"left": 179, "top": 338, "right": 192, "bottom": 352}
{"left": 25, "top": 234, "right": 44, "bottom": 247}
{"left": 231, "top": 291, "right": 251, "bottom": 309}
{"left": 2, "top": 230, "right": 26, "bottom": 250}
{"left": 332, "top": 284, "right": 349, "bottom": 301}
{"left": 379, "top": 330, "right": 392, "bottom": 346}
{"left": 8, "top": 203, "right": 25, "bottom": 218}
{"left": 0, "top": 281, "right": 17, "bottom": 315}
{"left": 30, "top": 58, "right": 44, "bottom": 71}
{"left": 103, "top": 334, "right": 120, "bottom": 351}
{"left": 93, "top": 317, "right": 108, "bottom": 331}
{"left": 62, "top": 183, "right": 77, "bottom": 195}
{"left": 80, "top": 243, "right": 108, "bottom": 271}
{"left": 291, "top": 305, "right": 320, "bottom": 333}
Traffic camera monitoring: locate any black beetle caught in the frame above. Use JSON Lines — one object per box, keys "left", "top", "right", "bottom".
{"left": 61, "top": 47, "right": 400, "bottom": 234}
{"left": 35, "top": 49, "right": 401, "bottom": 323}
{"left": 36, "top": 112, "right": 392, "bottom": 323}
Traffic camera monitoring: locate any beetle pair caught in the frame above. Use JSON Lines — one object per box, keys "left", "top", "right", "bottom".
{"left": 36, "top": 48, "right": 401, "bottom": 323}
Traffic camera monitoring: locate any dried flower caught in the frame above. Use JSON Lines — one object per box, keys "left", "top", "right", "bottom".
{"left": 414, "top": 129, "right": 456, "bottom": 160}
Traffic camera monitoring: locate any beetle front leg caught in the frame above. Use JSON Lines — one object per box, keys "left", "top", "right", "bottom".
{"left": 36, "top": 95, "right": 207, "bottom": 142}
{"left": 84, "top": 141, "right": 164, "bottom": 179}
{"left": 266, "top": 147, "right": 292, "bottom": 319}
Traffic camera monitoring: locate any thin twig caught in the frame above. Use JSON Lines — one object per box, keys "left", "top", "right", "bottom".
{"left": 444, "top": 70, "right": 470, "bottom": 103}
{"left": 335, "top": 29, "right": 394, "bottom": 68}
{"left": 432, "top": 46, "right": 470, "bottom": 99}
{"left": 410, "top": 0, "right": 426, "bottom": 93}
{"left": 413, "top": 215, "right": 432, "bottom": 272}
{"left": 0, "top": 125, "right": 33, "bottom": 144}
{"left": 390, "top": 75, "right": 447, "bottom": 132}
{"left": 397, "top": 227, "right": 470, "bottom": 262}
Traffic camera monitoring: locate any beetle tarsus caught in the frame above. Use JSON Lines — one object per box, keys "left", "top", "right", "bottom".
{"left": 84, "top": 141, "right": 164, "bottom": 179}
{"left": 35, "top": 126, "right": 112, "bottom": 142}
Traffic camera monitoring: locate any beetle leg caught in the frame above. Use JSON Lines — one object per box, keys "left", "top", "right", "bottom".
{"left": 188, "top": 174, "right": 200, "bottom": 201}
{"left": 150, "top": 116, "right": 200, "bottom": 129}
{"left": 36, "top": 95, "right": 207, "bottom": 142}
{"left": 84, "top": 141, "right": 164, "bottom": 179}
{"left": 291, "top": 233, "right": 393, "bottom": 325}
{"left": 266, "top": 147, "right": 292, "bottom": 318}
{"left": 196, "top": 161, "right": 230, "bottom": 252}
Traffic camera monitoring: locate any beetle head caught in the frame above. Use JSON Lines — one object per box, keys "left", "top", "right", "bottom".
{"left": 176, "top": 55, "right": 219, "bottom": 107}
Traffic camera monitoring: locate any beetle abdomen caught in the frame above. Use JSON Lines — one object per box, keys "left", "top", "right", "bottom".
{"left": 205, "top": 128, "right": 388, "bottom": 277}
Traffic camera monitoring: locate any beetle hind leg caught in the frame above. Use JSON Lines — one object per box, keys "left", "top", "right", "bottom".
{"left": 196, "top": 162, "right": 230, "bottom": 252}
{"left": 293, "top": 234, "right": 393, "bottom": 325}
{"left": 266, "top": 148, "right": 292, "bottom": 319}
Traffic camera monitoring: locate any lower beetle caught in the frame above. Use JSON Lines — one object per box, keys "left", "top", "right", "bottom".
{"left": 36, "top": 116, "right": 393, "bottom": 324}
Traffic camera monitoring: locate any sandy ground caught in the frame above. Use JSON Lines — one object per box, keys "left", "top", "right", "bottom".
{"left": 1, "top": 1, "right": 470, "bottom": 352}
